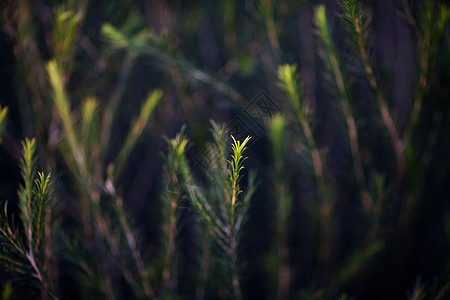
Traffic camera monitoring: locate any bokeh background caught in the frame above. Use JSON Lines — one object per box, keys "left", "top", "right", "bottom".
{"left": 0, "top": 0, "right": 449, "bottom": 299}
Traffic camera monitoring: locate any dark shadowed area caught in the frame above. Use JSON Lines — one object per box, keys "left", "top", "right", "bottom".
{"left": 0, "top": 0, "right": 449, "bottom": 299}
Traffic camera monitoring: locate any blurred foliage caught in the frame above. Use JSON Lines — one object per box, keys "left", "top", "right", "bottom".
{"left": 0, "top": 0, "right": 449, "bottom": 299}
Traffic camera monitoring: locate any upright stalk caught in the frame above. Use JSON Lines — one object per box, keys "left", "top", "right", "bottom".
{"left": 278, "top": 64, "right": 332, "bottom": 265}
{"left": 315, "top": 5, "right": 372, "bottom": 211}
{"left": 230, "top": 232, "right": 241, "bottom": 299}
{"left": 341, "top": 0, "right": 404, "bottom": 176}
{"left": 269, "top": 115, "right": 292, "bottom": 299}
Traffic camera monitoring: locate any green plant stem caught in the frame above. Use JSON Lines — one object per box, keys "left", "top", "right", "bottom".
{"left": 402, "top": 1, "right": 449, "bottom": 149}
{"left": 0, "top": 105, "right": 8, "bottom": 143}
{"left": 227, "top": 136, "right": 251, "bottom": 299}
{"left": 100, "top": 53, "right": 137, "bottom": 158}
{"left": 113, "top": 196, "right": 155, "bottom": 299}
{"left": 26, "top": 249, "right": 59, "bottom": 300}
{"left": 48, "top": 59, "right": 157, "bottom": 298}
{"left": 402, "top": 35, "right": 430, "bottom": 148}
{"left": 47, "top": 61, "right": 89, "bottom": 179}
{"left": 101, "top": 24, "right": 248, "bottom": 107}
{"left": 398, "top": 2, "right": 449, "bottom": 228}
{"left": 161, "top": 203, "right": 177, "bottom": 291}
{"left": 277, "top": 64, "right": 333, "bottom": 267}
{"left": 164, "top": 218, "right": 178, "bottom": 291}
{"left": 169, "top": 132, "right": 251, "bottom": 298}
{"left": 366, "top": 175, "right": 387, "bottom": 243}
{"left": 0, "top": 225, "right": 26, "bottom": 260}
{"left": 261, "top": 0, "right": 281, "bottom": 63}
{"left": 195, "top": 236, "right": 211, "bottom": 300}
{"left": 230, "top": 232, "right": 241, "bottom": 300}
{"left": 1, "top": 139, "right": 58, "bottom": 299}
{"left": 301, "top": 114, "right": 324, "bottom": 186}
{"left": 162, "top": 149, "right": 182, "bottom": 292}
{"left": 315, "top": 5, "right": 372, "bottom": 211}
{"left": 113, "top": 89, "right": 162, "bottom": 178}
{"left": 330, "top": 56, "right": 365, "bottom": 198}
{"left": 400, "top": 0, "right": 418, "bottom": 30}
{"left": 270, "top": 116, "right": 292, "bottom": 300}
{"left": 277, "top": 65, "right": 325, "bottom": 194}
{"left": 342, "top": 0, "right": 404, "bottom": 175}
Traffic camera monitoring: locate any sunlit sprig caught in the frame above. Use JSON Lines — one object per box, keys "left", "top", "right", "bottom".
{"left": 0, "top": 138, "right": 57, "bottom": 299}
{"left": 228, "top": 135, "right": 251, "bottom": 210}
{"left": 167, "top": 127, "right": 255, "bottom": 299}
{"left": 277, "top": 64, "right": 324, "bottom": 185}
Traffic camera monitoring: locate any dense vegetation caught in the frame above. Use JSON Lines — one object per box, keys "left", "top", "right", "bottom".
{"left": 0, "top": 0, "right": 449, "bottom": 299}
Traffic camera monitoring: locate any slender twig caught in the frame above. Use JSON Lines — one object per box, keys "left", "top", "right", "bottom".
{"left": 168, "top": 131, "right": 252, "bottom": 299}
{"left": 400, "top": 0, "right": 418, "bottom": 31}
{"left": 269, "top": 115, "right": 292, "bottom": 299}
{"left": 1, "top": 139, "right": 58, "bottom": 299}
{"left": 230, "top": 232, "right": 241, "bottom": 299}
{"left": 100, "top": 53, "right": 137, "bottom": 158}
{"left": 0, "top": 226, "right": 26, "bottom": 257}
{"left": 277, "top": 65, "right": 325, "bottom": 189}
{"left": 402, "top": 30, "right": 431, "bottom": 146}
{"left": 315, "top": 5, "right": 373, "bottom": 211}
{"left": 115, "top": 196, "right": 155, "bottom": 299}
{"left": 26, "top": 250, "right": 59, "bottom": 300}
{"left": 195, "top": 236, "right": 211, "bottom": 300}
{"left": 277, "top": 64, "right": 333, "bottom": 265}
{"left": 101, "top": 24, "right": 248, "bottom": 107}
{"left": 341, "top": 0, "right": 405, "bottom": 176}
{"left": 402, "top": 1, "right": 449, "bottom": 148}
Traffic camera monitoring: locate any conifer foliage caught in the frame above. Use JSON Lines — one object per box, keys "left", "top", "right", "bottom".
{"left": 0, "top": 138, "right": 57, "bottom": 299}
{"left": 0, "top": 0, "right": 449, "bottom": 299}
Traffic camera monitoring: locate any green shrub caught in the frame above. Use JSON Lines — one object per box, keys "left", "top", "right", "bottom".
{"left": 0, "top": 0, "right": 449, "bottom": 299}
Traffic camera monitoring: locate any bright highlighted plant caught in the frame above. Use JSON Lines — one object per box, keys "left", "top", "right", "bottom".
{"left": 0, "top": 0, "right": 448, "bottom": 299}
{"left": 0, "top": 139, "right": 57, "bottom": 299}
{"left": 166, "top": 124, "right": 256, "bottom": 299}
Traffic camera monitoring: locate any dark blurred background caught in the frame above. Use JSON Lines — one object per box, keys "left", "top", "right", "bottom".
{"left": 0, "top": 0, "right": 449, "bottom": 299}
